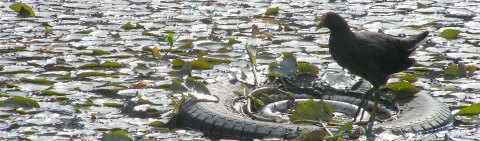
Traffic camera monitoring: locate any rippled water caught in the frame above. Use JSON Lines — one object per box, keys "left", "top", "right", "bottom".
{"left": 0, "top": 0, "right": 479, "bottom": 140}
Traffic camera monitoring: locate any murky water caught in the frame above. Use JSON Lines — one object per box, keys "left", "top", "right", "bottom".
{"left": 0, "top": 0, "right": 479, "bottom": 140}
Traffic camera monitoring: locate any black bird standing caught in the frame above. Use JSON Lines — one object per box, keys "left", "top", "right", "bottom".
{"left": 316, "top": 12, "right": 429, "bottom": 134}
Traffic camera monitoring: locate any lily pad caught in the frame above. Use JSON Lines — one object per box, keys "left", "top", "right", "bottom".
{"left": 268, "top": 52, "right": 298, "bottom": 79}
{"left": 172, "top": 59, "right": 185, "bottom": 68}
{"left": 191, "top": 60, "right": 213, "bottom": 70}
{"left": 185, "top": 77, "right": 211, "bottom": 95}
{"left": 100, "top": 131, "right": 132, "bottom": 141}
{"left": 265, "top": 7, "right": 279, "bottom": 15}
{"left": 386, "top": 81, "right": 420, "bottom": 99}
{"left": 0, "top": 96, "right": 40, "bottom": 109}
{"left": 170, "top": 80, "right": 188, "bottom": 94}
{"left": 290, "top": 99, "right": 333, "bottom": 122}
{"left": 121, "top": 22, "right": 143, "bottom": 30}
{"left": 149, "top": 121, "right": 166, "bottom": 127}
{"left": 99, "top": 61, "right": 123, "bottom": 68}
{"left": 198, "top": 57, "right": 232, "bottom": 64}
{"left": 455, "top": 104, "right": 480, "bottom": 116}
{"left": 92, "top": 49, "right": 111, "bottom": 55}
{"left": 439, "top": 29, "right": 461, "bottom": 39}
{"left": 20, "top": 78, "right": 55, "bottom": 85}
{"left": 9, "top": 3, "right": 35, "bottom": 17}
{"left": 298, "top": 62, "right": 319, "bottom": 75}
{"left": 41, "top": 90, "right": 68, "bottom": 96}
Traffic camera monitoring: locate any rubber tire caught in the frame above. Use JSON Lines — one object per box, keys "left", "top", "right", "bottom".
{"left": 179, "top": 81, "right": 452, "bottom": 139}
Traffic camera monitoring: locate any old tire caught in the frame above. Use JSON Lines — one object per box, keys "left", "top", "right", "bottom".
{"left": 179, "top": 81, "right": 452, "bottom": 139}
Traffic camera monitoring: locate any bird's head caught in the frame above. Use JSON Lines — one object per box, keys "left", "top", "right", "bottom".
{"left": 315, "top": 12, "right": 346, "bottom": 31}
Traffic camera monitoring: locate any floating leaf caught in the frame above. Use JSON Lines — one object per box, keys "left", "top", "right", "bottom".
{"left": 298, "top": 62, "right": 319, "bottom": 75}
{"left": 265, "top": 7, "right": 279, "bottom": 15}
{"left": 198, "top": 57, "right": 232, "bottom": 64}
{"left": 92, "top": 49, "right": 111, "bottom": 55}
{"left": 227, "top": 39, "right": 239, "bottom": 44}
{"left": 179, "top": 40, "right": 193, "bottom": 48}
{"left": 44, "top": 27, "right": 53, "bottom": 34}
{"left": 20, "top": 78, "right": 55, "bottom": 85}
{"left": 185, "top": 77, "right": 211, "bottom": 95}
{"left": 290, "top": 99, "right": 333, "bottom": 122}
{"left": 172, "top": 59, "right": 185, "bottom": 68}
{"left": 100, "top": 131, "right": 132, "bottom": 141}
{"left": 152, "top": 47, "right": 161, "bottom": 59}
{"left": 439, "top": 29, "right": 461, "bottom": 39}
{"left": 9, "top": 3, "right": 35, "bottom": 17}
{"left": 41, "top": 90, "right": 68, "bottom": 96}
{"left": 268, "top": 52, "right": 298, "bottom": 79}
{"left": 78, "top": 63, "right": 99, "bottom": 68}
{"left": 386, "top": 81, "right": 420, "bottom": 99}
{"left": 400, "top": 73, "right": 418, "bottom": 82}
{"left": 78, "top": 72, "right": 111, "bottom": 77}
{"left": 103, "top": 103, "right": 123, "bottom": 107}
{"left": 99, "top": 61, "right": 123, "bottom": 67}
{"left": 191, "top": 60, "right": 213, "bottom": 70}
{"left": 121, "top": 22, "right": 143, "bottom": 30}
{"left": 149, "top": 121, "right": 166, "bottom": 127}
{"left": 77, "top": 29, "right": 93, "bottom": 34}
{"left": 170, "top": 80, "right": 188, "bottom": 94}
{"left": 455, "top": 104, "right": 480, "bottom": 116}
{"left": 0, "top": 96, "right": 40, "bottom": 109}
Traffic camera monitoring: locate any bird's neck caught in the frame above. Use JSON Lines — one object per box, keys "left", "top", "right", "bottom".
{"left": 328, "top": 21, "right": 353, "bottom": 37}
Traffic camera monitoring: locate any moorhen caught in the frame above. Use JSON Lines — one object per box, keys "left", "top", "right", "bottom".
{"left": 316, "top": 12, "right": 429, "bottom": 134}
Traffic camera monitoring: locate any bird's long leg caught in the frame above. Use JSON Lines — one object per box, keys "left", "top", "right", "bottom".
{"left": 366, "top": 87, "right": 381, "bottom": 135}
{"left": 353, "top": 87, "right": 374, "bottom": 122}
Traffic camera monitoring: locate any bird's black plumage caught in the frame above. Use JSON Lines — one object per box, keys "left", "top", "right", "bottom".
{"left": 318, "top": 12, "right": 428, "bottom": 87}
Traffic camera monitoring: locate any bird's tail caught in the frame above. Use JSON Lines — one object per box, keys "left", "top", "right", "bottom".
{"left": 406, "top": 31, "right": 429, "bottom": 52}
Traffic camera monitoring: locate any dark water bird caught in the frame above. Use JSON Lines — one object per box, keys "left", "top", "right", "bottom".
{"left": 316, "top": 12, "right": 429, "bottom": 134}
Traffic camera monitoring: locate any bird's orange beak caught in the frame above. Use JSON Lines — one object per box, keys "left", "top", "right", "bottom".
{"left": 315, "top": 14, "right": 326, "bottom": 31}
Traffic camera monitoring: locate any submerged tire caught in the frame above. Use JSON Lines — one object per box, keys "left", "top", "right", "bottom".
{"left": 179, "top": 81, "right": 452, "bottom": 139}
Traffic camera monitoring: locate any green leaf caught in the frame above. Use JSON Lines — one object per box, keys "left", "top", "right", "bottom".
{"left": 179, "top": 39, "right": 193, "bottom": 48}
{"left": 100, "top": 131, "right": 133, "bottom": 141}
{"left": 9, "top": 3, "right": 35, "bottom": 17}
{"left": 294, "top": 129, "right": 326, "bottom": 141}
{"left": 20, "top": 78, "right": 55, "bottom": 85}
{"left": 290, "top": 99, "right": 333, "bottom": 122}
{"left": 227, "top": 39, "right": 239, "bottom": 44}
{"left": 337, "top": 121, "right": 354, "bottom": 132}
{"left": 455, "top": 104, "right": 480, "bottom": 116}
{"left": 120, "top": 22, "right": 143, "bottom": 30}
{"left": 0, "top": 96, "right": 40, "bottom": 109}
{"left": 170, "top": 80, "right": 188, "bottom": 93}
{"left": 41, "top": 90, "right": 68, "bottom": 96}
{"left": 198, "top": 57, "right": 232, "bottom": 64}
{"left": 77, "top": 72, "right": 107, "bottom": 77}
{"left": 247, "top": 95, "right": 265, "bottom": 107}
{"left": 265, "top": 7, "right": 279, "bottom": 15}
{"left": 149, "top": 121, "right": 166, "bottom": 127}
{"left": 99, "top": 61, "right": 123, "bottom": 67}
{"left": 172, "top": 59, "right": 185, "bottom": 68}
{"left": 400, "top": 73, "right": 418, "bottom": 82}
{"left": 185, "top": 77, "right": 211, "bottom": 95}
{"left": 268, "top": 52, "right": 298, "bottom": 79}
{"left": 439, "top": 29, "right": 461, "bottom": 39}
{"left": 298, "top": 62, "right": 319, "bottom": 75}
{"left": 386, "top": 81, "right": 420, "bottom": 99}
{"left": 163, "top": 33, "right": 175, "bottom": 47}
{"left": 44, "top": 27, "right": 53, "bottom": 34}
{"left": 246, "top": 44, "right": 257, "bottom": 65}
{"left": 191, "top": 60, "right": 213, "bottom": 70}
{"left": 92, "top": 49, "right": 111, "bottom": 55}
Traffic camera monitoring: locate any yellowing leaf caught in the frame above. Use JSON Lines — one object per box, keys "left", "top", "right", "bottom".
{"left": 9, "top": 3, "right": 35, "bottom": 17}
{"left": 152, "top": 47, "right": 161, "bottom": 59}
{"left": 191, "top": 60, "right": 213, "bottom": 70}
